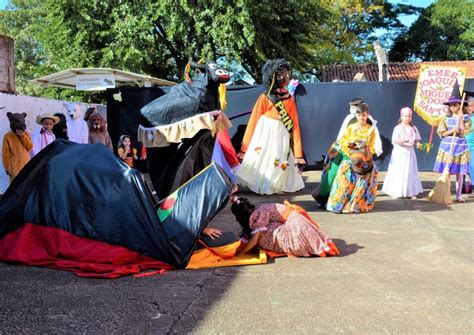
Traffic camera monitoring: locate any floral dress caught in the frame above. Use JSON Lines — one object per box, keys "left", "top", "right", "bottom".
{"left": 249, "top": 203, "right": 338, "bottom": 257}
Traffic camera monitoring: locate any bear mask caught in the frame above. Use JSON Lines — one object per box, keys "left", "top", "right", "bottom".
{"left": 7, "top": 112, "right": 27, "bottom": 132}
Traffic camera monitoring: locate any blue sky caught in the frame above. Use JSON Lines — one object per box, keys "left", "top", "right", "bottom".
{"left": 393, "top": 0, "right": 435, "bottom": 27}
{"left": 0, "top": 0, "right": 434, "bottom": 28}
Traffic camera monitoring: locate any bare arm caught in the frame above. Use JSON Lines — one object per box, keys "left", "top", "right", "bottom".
{"left": 237, "top": 232, "right": 260, "bottom": 255}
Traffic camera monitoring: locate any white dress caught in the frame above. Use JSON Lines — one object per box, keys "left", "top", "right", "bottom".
{"left": 235, "top": 115, "right": 304, "bottom": 194}
{"left": 382, "top": 124, "right": 423, "bottom": 197}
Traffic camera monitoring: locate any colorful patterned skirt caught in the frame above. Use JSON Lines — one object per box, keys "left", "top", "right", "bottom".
{"left": 433, "top": 136, "right": 470, "bottom": 175}
{"left": 326, "top": 160, "right": 378, "bottom": 213}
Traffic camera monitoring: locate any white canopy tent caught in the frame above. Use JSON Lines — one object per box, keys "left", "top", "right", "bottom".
{"left": 30, "top": 68, "right": 175, "bottom": 90}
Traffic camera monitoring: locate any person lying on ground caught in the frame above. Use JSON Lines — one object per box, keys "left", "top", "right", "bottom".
{"left": 230, "top": 196, "right": 339, "bottom": 257}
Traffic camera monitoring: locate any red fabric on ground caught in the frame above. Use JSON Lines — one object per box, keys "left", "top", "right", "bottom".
{"left": 0, "top": 223, "right": 174, "bottom": 278}
{"left": 217, "top": 129, "right": 240, "bottom": 168}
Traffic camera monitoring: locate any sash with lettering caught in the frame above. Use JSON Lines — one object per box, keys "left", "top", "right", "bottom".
{"left": 268, "top": 94, "right": 294, "bottom": 134}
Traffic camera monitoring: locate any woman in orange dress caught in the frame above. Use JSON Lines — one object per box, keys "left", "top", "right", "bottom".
{"left": 235, "top": 59, "right": 305, "bottom": 195}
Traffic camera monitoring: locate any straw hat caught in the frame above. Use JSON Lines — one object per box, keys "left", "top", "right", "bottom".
{"left": 36, "top": 113, "right": 60, "bottom": 125}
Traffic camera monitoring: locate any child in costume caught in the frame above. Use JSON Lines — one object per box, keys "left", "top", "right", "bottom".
{"left": 236, "top": 59, "right": 305, "bottom": 195}
{"left": 52, "top": 113, "right": 68, "bottom": 140}
{"left": 31, "top": 113, "right": 59, "bottom": 156}
{"left": 326, "top": 141, "right": 378, "bottom": 214}
{"left": 117, "top": 135, "right": 139, "bottom": 168}
{"left": 87, "top": 110, "right": 113, "bottom": 151}
{"left": 337, "top": 97, "right": 383, "bottom": 157}
{"left": 66, "top": 102, "right": 89, "bottom": 144}
{"left": 314, "top": 102, "right": 376, "bottom": 207}
{"left": 433, "top": 88, "right": 472, "bottom": 202}
{"left": 382, "top": 107, "right": 423, "bottom": 199}
{"left": 2, "top": 112, "right": 33, "bottom": 181}
{"left": 230, "top": 196, "right": 339, "bottom": 257}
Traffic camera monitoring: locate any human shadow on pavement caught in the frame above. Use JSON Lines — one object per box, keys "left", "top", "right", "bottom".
{"left": 331, "top": 239, "right": 364, "bottom": 257}
{"left": 373, "top": 190, "right": 474, "bottom": 213}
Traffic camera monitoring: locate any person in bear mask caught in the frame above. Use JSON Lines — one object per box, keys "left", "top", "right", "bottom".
{"left": 2, "top": 112, "right": 33, "bottom": 181}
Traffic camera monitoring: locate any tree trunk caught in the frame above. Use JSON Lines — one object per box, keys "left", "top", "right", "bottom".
{"left": 373, "top": 40, "right": 389, "bottom": 82}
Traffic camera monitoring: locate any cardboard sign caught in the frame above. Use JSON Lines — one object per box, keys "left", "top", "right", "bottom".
{"left": 76, "top": 74, "right": 116, "bottom": 91}
{"left": 414, "top": 65, "right": 467, "bottom": 126}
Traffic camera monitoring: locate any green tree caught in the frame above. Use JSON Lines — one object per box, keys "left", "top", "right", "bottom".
{"left": 313, "top": 1, "right": 418, "bottom": 63}
{"left": 1, "top": 0, "right": 417, "bottom": 101}
{"left": 389, "top": 0, "right": 474, "bottom": 62}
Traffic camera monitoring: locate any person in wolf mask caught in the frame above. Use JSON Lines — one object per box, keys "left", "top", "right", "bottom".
{"left": 66, "top": 102, "right": 88, "bottom": 144}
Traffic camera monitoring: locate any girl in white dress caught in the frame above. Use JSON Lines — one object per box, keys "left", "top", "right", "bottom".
{"left": 382, "top": 107, "right": 423, "bottom": 199}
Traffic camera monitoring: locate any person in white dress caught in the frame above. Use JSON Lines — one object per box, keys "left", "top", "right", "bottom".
{"left": 382, "top": 107, "right": 423, "bottom": 199}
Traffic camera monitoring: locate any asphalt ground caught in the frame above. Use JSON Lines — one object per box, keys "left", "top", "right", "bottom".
{"left": 0, "top": 171, "right": 473, "bottom": 334}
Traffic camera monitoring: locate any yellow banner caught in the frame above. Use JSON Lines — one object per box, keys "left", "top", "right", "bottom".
{"left": 413, "top": 65, "right": 467, "bottom": 126}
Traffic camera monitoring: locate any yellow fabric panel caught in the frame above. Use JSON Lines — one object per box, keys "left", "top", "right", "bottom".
{"left": 186, "top": 241, "right": 267, "bottom": 269}
{"left": 339, "top": 123, "right": 376, "bottom": 156}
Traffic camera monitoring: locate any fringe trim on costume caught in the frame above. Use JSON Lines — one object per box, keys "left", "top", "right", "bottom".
{"left": 138, "top": 112, "right": 232, "bottom": 148}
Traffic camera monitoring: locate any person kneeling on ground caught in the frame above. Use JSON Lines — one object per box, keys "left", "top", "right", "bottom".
{"left": 230, "top": 196, "right": 339, "bottom": 257}
{"left": 326, "top": 141, "right": 378, "bottom": 213}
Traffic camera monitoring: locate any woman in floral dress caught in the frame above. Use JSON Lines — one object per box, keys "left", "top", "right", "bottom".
{"left": 230, "top": 197, "right": 339, "bottom": 257}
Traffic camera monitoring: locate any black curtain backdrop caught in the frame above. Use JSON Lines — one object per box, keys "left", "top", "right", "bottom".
{"left": 107, "top": 79, "right": 473, "bottom": 171}
{"left": 106, "top": 87, "right": 169, "bottom": 149}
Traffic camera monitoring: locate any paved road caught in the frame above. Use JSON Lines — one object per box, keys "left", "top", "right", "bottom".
{"left": 1, "top": 172, "right": 473, "bottom": 334}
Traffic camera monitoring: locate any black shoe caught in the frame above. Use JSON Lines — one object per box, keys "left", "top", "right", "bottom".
{"left": 311, "top": 191, "right": 328, "bottom": 208}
